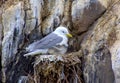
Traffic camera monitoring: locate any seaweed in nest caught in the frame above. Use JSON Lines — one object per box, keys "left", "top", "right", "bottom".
{"left": 32, "top": 50, "right": 83, "bottom": 83}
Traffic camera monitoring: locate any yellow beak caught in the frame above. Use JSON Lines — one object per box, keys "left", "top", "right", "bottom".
{"left": 66, "top": 33, "right": 73, "bottom": 38}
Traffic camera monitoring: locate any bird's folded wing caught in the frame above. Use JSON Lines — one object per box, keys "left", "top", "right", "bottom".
{"left": 26, "top": 33, "right": 63, "bottom": 52}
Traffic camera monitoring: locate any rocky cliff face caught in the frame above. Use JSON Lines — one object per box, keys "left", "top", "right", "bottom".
{"left": 0, "top": 0, "right": 119, "bottom": 83}
{"left": 82, "top": 1, "right": 120, "bottom": 83}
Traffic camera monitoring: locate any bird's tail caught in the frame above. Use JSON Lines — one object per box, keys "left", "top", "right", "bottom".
{"left": 23, "top": 50, "right": 43, "bottom": 57}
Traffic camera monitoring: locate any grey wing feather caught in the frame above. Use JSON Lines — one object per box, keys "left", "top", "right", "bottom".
{"left": 26, "top": 33, "right": 63, "bottom": 52}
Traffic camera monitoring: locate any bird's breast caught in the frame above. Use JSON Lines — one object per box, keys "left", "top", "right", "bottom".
{"left": 48, "top": 45, "right": 68, "bottom": 55}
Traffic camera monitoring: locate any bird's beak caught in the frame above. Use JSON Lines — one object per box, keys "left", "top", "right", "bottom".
{"left": 66, "top": 33, "right": 73, "bottom": 38}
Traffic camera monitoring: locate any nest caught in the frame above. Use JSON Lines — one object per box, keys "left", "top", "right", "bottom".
{"left": 32, "top": 51, "right": 83, "bottom": 83}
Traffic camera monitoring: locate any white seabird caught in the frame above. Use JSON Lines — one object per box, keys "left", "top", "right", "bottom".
{"left": 24, "top": 26, "right": 72, "bottom": 57}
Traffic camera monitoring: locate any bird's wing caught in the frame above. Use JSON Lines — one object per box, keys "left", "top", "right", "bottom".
{"left": 26, "top": 33, "right": 63, "bottom": 52}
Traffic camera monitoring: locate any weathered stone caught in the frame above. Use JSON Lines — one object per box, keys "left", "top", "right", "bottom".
{"left": 2, "top": 2, "right": 25, "bottom": 82}
{"left": 41, "top": 0, "right": 64, "bottom": 35}
{"left": 25, "top": 0, "right": 43, "bottom": 34}
{"left": 83, "top": 45, "right": 114, "bottom": 83}
{"left": 81, "top": 1, "right": 120, "bottom": 83}
{"left": 72, "top": 0, "right": 111, "bottom": 34}
{"left": 109, "top": 2, "right": 120, "bottom": 83}
{"left": 110, "top": 31, "right": 120, "bottom": 83}
{"left": 0, "top": 6, "right": 3, "bottom": 83}
{"left": 0, "top": 7, "right": 3, "bottom": 50}
{"left": 2, "top": 1, "right": 24, "bottom": 65}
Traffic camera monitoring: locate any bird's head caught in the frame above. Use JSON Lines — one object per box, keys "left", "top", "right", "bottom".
{"left": 54, "top": 26, "right": 73, "bottom": 38}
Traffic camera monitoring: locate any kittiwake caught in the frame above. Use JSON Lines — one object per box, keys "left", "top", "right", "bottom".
{"left": 24, "top": 26, "right": 72, "bottom": 57}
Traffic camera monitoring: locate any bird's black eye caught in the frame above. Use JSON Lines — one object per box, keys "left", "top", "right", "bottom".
{"left": 62, "top": 31, "right": 65, "bottom": 33}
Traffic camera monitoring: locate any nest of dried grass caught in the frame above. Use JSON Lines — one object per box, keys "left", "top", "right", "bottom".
{"left": 33, "top": 51, "right": 83, "bottom": 83}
